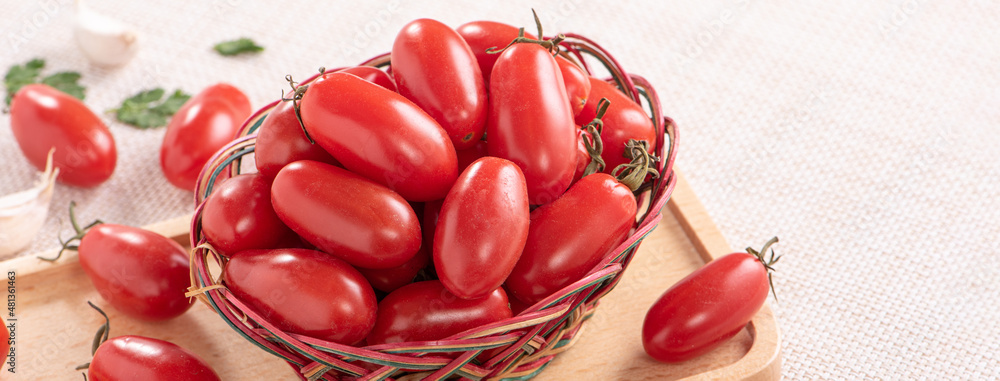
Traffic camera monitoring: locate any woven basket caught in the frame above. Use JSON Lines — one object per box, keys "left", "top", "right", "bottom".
{"left": 187, "top": 33, "right": 678, "bottom": 381}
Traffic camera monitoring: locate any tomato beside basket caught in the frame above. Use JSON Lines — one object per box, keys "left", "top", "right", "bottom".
{"left": 188, "top": 32, "right": 678, "bottom": 380}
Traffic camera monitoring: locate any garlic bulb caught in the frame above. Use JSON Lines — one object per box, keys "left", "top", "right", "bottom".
{"left": 0, "top": 150, "right": 59, "bottom": 258}
{"left": 74, "top": 0, "right": 139, "bottom": 67}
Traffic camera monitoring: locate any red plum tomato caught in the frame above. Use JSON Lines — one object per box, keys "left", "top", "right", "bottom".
{"left": 160, "top": 83, "right": 251, "bottom": 191}
{"left": 505, "top": 173, "right": 636, "bottom": 304}
{"left": 367, "top": 280, "right": 512, "bottom": 345}
{"left": 223, "top": 248, "right": 377, "bottom": 345}
{"left": 79, "top": 224, "right": 192, "bottom": 321}
{"left": 89, "top": 335, "right": 220, "bottom": 381}
{"left": 200, "top": 173, "right": 298, "bottom": 256}
{"left": 392, "top": 19, "right": 487, "bottom": 149}
{"left": 487, "top": 43, "right": 576, "bottom": 205}
{"left": 270, "top": 160, "right": 421, "bottom": 269}
{"left": 9, "top": 84, "right": 116, "bottom": 187}
{"left": 434, "top": 157, "right": 529, "bottom": 299}
{"left": 298, "top": 72, "right": 458, "bottom": 202}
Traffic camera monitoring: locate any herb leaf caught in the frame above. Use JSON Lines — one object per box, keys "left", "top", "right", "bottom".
{"left": 4, "top": 58, "right": 86, "bottom": 105}
{"left": 41, "top": 71, "right": 86, "bottom": 101}
{"left": 213, "top": 38, "right": 264, "bottom": 56}
{"left": 4, "top": 59, "right": 45, "bottom": 105}
{"left": 113, "top": 89, "right": 191, "bottom": 129}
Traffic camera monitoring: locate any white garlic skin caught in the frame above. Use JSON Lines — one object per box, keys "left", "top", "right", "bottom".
{"left": 74, "top": 1, "right": 139, "bottom": 67}
{"left": 0, "top": 150, "right": 59, "bottom": 258}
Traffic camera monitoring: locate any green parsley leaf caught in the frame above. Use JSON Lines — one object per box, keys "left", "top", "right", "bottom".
{"left": 213, "top": 38, "right": 264, "bottom": 56}
{"left": 112, "top": 89, "right": 191, "bottom": 129}
{"left": 4, "top": 58, "right": 86, "bottom": 105}
{"left": 41, "top": 71, "right": 86, "bottom": 101}
{"left": 4, "top": 58, "right": 45, "bottom": 105}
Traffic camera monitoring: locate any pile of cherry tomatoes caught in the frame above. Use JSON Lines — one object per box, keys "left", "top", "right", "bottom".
{"left": 193, "top": 17, "right": 662, "bottom": 352}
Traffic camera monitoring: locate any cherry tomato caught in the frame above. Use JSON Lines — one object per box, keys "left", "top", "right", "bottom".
{"left": 299, "top": 72, "right": 458, "bottom": 202}
{"left": 223, "top": 248, "right": 377, "bottom": 345}
{"left": 505, "top": 173, "right": 636, "bottom": 304}
{"left": 392, "top": 19, "right": 486, "bottom": 150}
{"left": 89, "top": 335, "right": 220, "bottom": 381}
{"left": 200, "top": 173, "right": 298, "bottom": 256}
{"left": 455, "top": 21, "right": 536, "bottom": 86}
{"left": 9, "top": 84, "right": 116, "bottom": 187}
{"left": 642, "top": 239, "right": 778, "bottom": 363}
{"left": 254, "top": 100, "right": 339, "bottom": 180}
{"left": 455, "top": 139, "right": 488, "bottom": 174}
{"left": 270, "top": 160, "right": 420, "bottom": 269}
{"left": 488, "top": 43, "right": 576, "bottom": 205}
{"left": 555, "top": 55, "right": 591, "bottom": 116}
{"left": 357, "top": 241, "right": 430, "bottom": 293}
{"left": 434, "top": 157, "right": 529, "bottom": 299}
{"left": 161, "top": 83, "right": 251, "bottom": 191}
{"left": 78, "top": 223, "right": 192, "bottom": 321}
{"left": 574, "top": 78, "right": 656, "bottom": 175}
{"left": 335, "top": 66, "right": 397, "bottom": 92}
{"left": 367, "top": 280, "right": 512, "bottom": 345}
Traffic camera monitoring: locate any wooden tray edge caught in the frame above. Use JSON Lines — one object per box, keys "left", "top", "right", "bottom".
{"left": 666, "top": 171, "right": 782, "bottom": 381}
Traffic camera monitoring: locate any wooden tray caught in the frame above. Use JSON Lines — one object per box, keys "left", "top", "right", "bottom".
{"left": 1, "top": 173, "right": 780, "bottom": 380}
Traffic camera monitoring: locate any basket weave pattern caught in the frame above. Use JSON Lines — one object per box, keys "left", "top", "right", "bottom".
{"left": 188, "top": 34, "right": 678, "bottom": 381}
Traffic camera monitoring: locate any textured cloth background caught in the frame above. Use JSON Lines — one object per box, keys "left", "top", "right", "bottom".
{"left": 2, "top": 0, "right": 998, "bottom": 379}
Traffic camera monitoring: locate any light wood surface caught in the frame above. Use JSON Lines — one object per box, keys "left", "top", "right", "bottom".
{"left": 1, "top": 172, "right": 780, "bottom": 380}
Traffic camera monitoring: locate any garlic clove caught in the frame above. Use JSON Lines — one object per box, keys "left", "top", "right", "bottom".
{"left": 0, "top": 149, "right": 60, "bottom": 258}
{"left": 74, "top": 0, "right": 139, "bottom": 67}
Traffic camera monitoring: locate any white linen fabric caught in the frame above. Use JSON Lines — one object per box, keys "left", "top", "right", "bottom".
{"left": 1, "top": 0, "right": 997, "bottom": 379}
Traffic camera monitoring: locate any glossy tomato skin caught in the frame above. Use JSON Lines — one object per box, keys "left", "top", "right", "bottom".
{"left": 367, "top": 280, "right": 512, "bottom": 345}
{"left": 271, "top": 160, "right": 420, "bottom": 269}
{"left": 456, "top": 21, "right": 536, "bottom": 86}
{"left": 223, "top": 248, "right": 377, "bottom": 345}
{"left": 89, "top": 336, "right": 220, "bottom": 381}
{"left": 435, "top": 157, "right": 529, "bottom": 299}
{"left": 358, "top": 241, "right": 430, "bottom": 293}
{"left": 79, "top": 224, "right": 192, "bottom": 321}
{"left": 161, "top": 83, "right": 251, "bottom": 191}
{"left": 506, "top": 173, "right": 636, "bottom": 304}
{"left": 335, "top": 66, "right": 397, "bottom": 92}
{"left": 9, "top": 84, "right": 116, "bottom": 187}
{"left": 200, "top": 173, "right": 298, "bottom": 256}
{"left": 574, "top": 78, "right": 657, "bottom": 174}
{"left": 555, "top": 55, "right": 591, "bottom": 116}
{"left": 488, "top": 43, "right": 576, "bottom": 205}
{"left": 254, "top": 100, "right": 339, "bottom": 179}
{"left": 393, "top": 19, "right": 486, "bottom": 150}
{"left": 299, "top": 72, "right": 458, "bottom": 202}
{"left": 642, "top": 253, "right": 770, "bottom": 363}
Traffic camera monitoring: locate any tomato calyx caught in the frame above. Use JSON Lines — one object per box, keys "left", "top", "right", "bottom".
{"left": 76, "top": 301, "right": 112, "bottom": 371}
{"left": 581, "top": 97, "right": 611, "bottom": 177}
{"left": 746, "top": 236, "right": 782, "bottom": 301}
{"left": 39, "top": 201, "right": 103, "bottom": 262}
{"left": 611, "top": 139, "right": 660, "bottom": 192}
{"left": 486, "top": 9, "right": 565, "bottom": 56}
{"left": 280, "top": 74, "right": 315, "bottom": 144}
